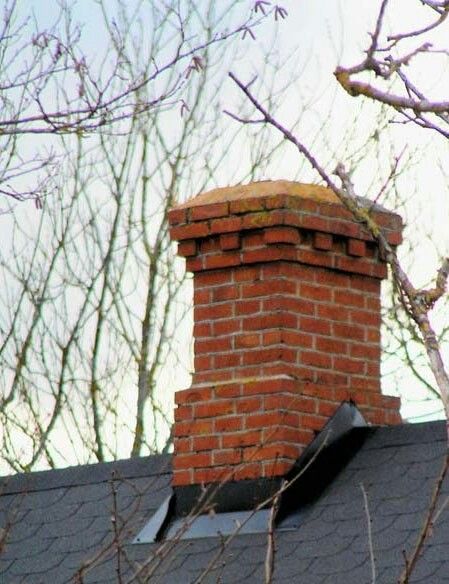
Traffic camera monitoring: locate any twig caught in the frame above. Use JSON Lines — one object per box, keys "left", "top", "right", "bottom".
{"left": 360, "top": 483, "right": 376, "bottom": 584}
{"left": 399, "top": 452, "right": 449, "bottom": 583}
{"left": 265, "top": 481, "right": 283, "bottom": 584}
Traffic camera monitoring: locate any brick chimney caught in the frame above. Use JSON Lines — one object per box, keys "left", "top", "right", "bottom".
{"left": 169, "top": 181, "right": 402, "bottom": 488}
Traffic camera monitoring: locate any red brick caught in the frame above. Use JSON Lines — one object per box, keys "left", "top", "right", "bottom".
{"left": 220, "top": 233, "right": 240, "bottom": 250}
{"left": 263, "top": 330, "right": 283, "bottom": 345}
{"left": 300, "top": 317, "right": 331, "bottom": 336}
{"left": 299, "top": 214, "right": 329, "bottom": 232}
{"left": 190, "top": 202, "right": 228, "bottom": 221}
{"left": 200, "top": 238, "right": 220, "bottom": 253}
{"left": 196, "top": 270, "right": 232, "bottom": 287}
{"left": 230, "top": 197, "right": 265, "bottom": 213}
{"left": 313, "top": 232, "right": 333, "bottom": 250}
{"left": 186, "top": 257, "right": 203, "bottom": 272}
{"left": 193, "top": 467, "right": 227, "bottom": 483}
{"left": 173, "top": 451, "right": 212, "bottom": 469}
{"left": 326, "top": 218, "right": 361, "bottom": 239}
{"left": 235, "top": 299, "right": 261, "bottom": 315}
{"left": 300, "top": 414, "right": 326, "bottom": 431}
{"left": 236, "top": 397, "right": 262, "bottom": 413}
{"left": 336, "top": 256, "right": 373, "bottom": 276}
{"left": 300, "top": 283, "right": 332, "bottom": 302}
{"left": 195, "top": 399, "right": 234, "bottom": 418}
{"left": 263, "top": 460, "right": 296, "bottom": 477}
{"left": 315, "top": 337, "right": 348, "bottom": 354}
{"left": 194, "top": 370, "right": 232, "bottom": 383}
{"left": 350, "top": 344, "right": 380, "bottom": 360}
{"left": 215, "top": 383, "right": 242, "bottom": 398}
{"left": 204, "top": 253, "right": 241, "bottom": 270}
{"left": 194, "top": 322, "right": 212, "bottom": 337}
{"left": 347, "top": 239, "right": 366, "bottom": 257}
{"left": 213, "top": 449, "right": 242, "bottom": 465}
{"left": 263, "top": 296, "right": 314, "bottom": 315}
{"left": 333, "top": 357, "right": 365, "bottom": 374}
{"left": 317, "top": 401, "right": 339, "bottom": 417}
{"left": 235, "top": 334, "right": 260, "bottom": 349}
{"left": 242, "top": 210, "right": 285, "bottom": 229}
{"left": 333, "top": 289, "right": 364, "bottom": 308}
{"left": 196, "top": 337, "right": 232, "bottom": 354}
{"left": 192, "top": 435, "right": 220, "bottom": 451}
{"left": 194, "top": 355, "right": 212, "bottom": 371}
{"left": 264, "top": 426, "right": 313, "bottom": 444}
{"left": 245, "top": 412, "right": 285, "bottom": 429}
{"left": 302, "top": 383, "right": 334, "bottom": 400}
{"left": 222, "top": 430, "right": 262, "bottom": 448}
{"left": 242, "top": 247, "right": 296, "bottom": 264}
{"left": 244, "top": 378, "right": 291, "bottom": 396}
{"left": 297, "top": 249, "right": 334, "bottom": 269}
{"left": 366, "top": 296, "right": 381, "bottom": 311}
{"left": 242, "top": 232, "right": 264, "bottom": 248}
{"left": 175, "top": 387, "right": 212, "bottom": 404}
{"left": 234, "top": 463, "right": 263, "bottom": 480}
{"left": 367, "top": 362, "right": 380, "bottom": 377}
{"left": 234, "top": 266, "right": 261, "bottom": 282}
{"left": 333, "top": 322, "right": 365, "bottom": 341}
{"left": 387, "top": 231, "right": 403, "bottom": 246}
{"left": 213, "top": 353, "right": 241, "bottom": 368}
{"left": 264, "top": 226, "right": 301, "bottom": 245}
{"left": 302, "top": 351, "right": 332, "bottom": 369}
{"left": 170, "top": 222, "right": 209, "bottom": 241}
{"left": 371, "top": 263, "right": 388, "bottom": 279}
{"left": 264, "top": 193, "right": 289, "bottom": 209}
{"left": 316, "top": 370, "right": 348, "bottom": 386}
{"left": 177, "top": 240, "right": 197, "bottom": 257}
{"left": 193, "top": 288, "right": 210, "bottom": 305}
{"left": 242, "top": 279, "right": 296, "bottom": 298}
{"left": 317, "top": 304, "right": 349, "bottom": 322}
{"left": 210, "top": 216, "right": 242, "bottom": 234}
{"left": 366, "top": 328, "right": 381, "bottom": 343}
{"left": 244, "top": 312, "right": 297, "bottom": 331}
{"left": 174, "top": 405, "right": 192, "bottom": 422}
{"left": 282, "top": 330, "right": 314, "bottom": 348}
{"left": 195, "top": 303, "right": 232, "bottom": 321}
{"left": 315, "top": 270, "right": 349, "bottom": 288}
{"left": 168, "top": 207, "right": 187, "bottom": 225}
{"left": 243, "top": 347, "right": 283, "bottom": 366}
{"left": 350, "top": 309, "right": 380, "bottom": 326}
{"left": 172, "top": 470, "right": 192, "bottom": 486}
{"left": 214, "top": 319, "right": 241, "bottom": 336}
{"left": 174, "top": 437, "right": 192, "bottom": 453}
{"left": 212, "top": 285, "right": 239, "bottom": 302}
{"left": 174, "top": 419, "right": 213, "bottom": 437}
{"left": 214, "top": 415, "right": 243, "bottom": 432}
{"left": 243, "top": 443, "right": 301, "bottom": 462}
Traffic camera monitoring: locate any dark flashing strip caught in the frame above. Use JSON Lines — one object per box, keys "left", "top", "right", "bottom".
{"left": 139, "top": 402, "right": 374, "bottom": 543}
{"left": 0, "top": 453, "right": 172, "bottom": 496}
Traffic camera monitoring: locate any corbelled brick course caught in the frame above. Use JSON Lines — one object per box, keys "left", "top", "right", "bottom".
{"left": 169, "top": 181, "right": 402, "bottom": 487}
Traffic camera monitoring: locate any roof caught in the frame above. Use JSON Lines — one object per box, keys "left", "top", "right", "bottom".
{"left": 0, "top": 420, "right": 448, "bottom": 583}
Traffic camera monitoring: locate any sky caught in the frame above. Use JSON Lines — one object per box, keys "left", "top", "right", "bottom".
{"left": 1, "top": 0, "right": 449, "bottom": 470}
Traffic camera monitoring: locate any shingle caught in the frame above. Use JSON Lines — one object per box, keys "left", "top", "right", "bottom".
{"left": 1, "top": 421, "right": 449, "bottom": 583}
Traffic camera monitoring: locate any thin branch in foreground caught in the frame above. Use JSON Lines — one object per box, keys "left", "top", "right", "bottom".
{"left": 360, "top": 483, "right": 376, "bottom": 584}
{"left": 399, "top": 453, "right": 449, "bottom": 584}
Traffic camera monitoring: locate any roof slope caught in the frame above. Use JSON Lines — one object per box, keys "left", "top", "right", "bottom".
{"left": 0, "top": 421, "right": 448, "bottom": 583}
{"left": 0, "top": 455, "right": 171, "bottom": 583}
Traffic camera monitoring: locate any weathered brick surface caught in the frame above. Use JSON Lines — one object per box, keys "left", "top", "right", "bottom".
{"left": 169, "top": 181, "right": 403, "bottom": 486}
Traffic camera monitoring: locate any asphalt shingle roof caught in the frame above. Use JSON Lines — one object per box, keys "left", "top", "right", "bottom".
{"left": 0, "top": 420, "right": 448, "bottom": 583}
